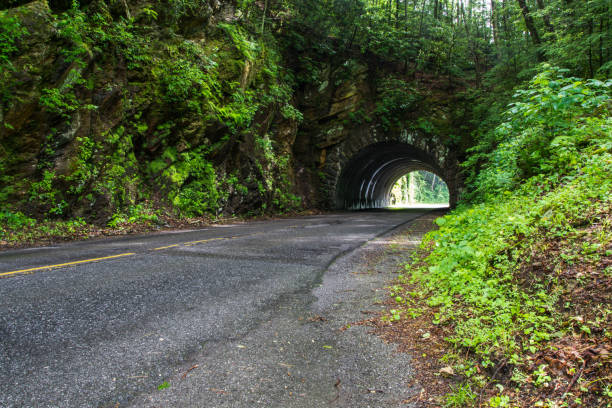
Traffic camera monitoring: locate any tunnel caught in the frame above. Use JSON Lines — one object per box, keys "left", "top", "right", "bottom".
{"left": 335, "top": 141, "right": 452, "bottom": 209}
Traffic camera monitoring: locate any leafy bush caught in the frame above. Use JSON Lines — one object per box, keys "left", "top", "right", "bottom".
{"left": 374, "top": 77, "right": 419, "bottom": 130}
{"left": 150, "top": 146, "right": 221, "bottom": 217}
{"left": 173, "top": 159, "right": 220, "bottom": 217}
{"left": 156, "top": 56, "right": 218, "bottom": 105}
{"left": 219, "top": 23, "right": 258, "bottom": 61}
{"left": 0, "top": 11, "right": 27, "bottom": 67}
{"left": 108, "top": 204, "right": 160, "bottom": 228}
{"left": 400, "top": 67, "right": 612, "bottom": 403}
{"left": 0, "top": 216, "right": 92, "bottom": 245}
{"left": 464, "top": 65, "right": 612, "bottom": 202}
{"left": 0, "top": 210, "right": 35, "bottom": 230}
{"left": 0, "top": 10, "right": 27, "bottom": 104}
{"left": 39, "top": 86, "right": 80, "bottom": 118}
{"left": 28, "top": 170, "right": 66, "bottom": 216}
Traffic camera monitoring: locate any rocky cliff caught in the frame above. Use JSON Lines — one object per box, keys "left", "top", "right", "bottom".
{"left": 0, "top": 0, "right": 471, "bottom": 224}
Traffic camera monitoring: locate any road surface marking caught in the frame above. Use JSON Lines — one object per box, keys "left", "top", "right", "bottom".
{"left": 0, "top": 253, "right": 136, "bottom": 277}
{"left": 153, "top": 244, "right": 179, "bottom": 251}
{"left": 184, "top": 237, "right": 226, "bottom": 246}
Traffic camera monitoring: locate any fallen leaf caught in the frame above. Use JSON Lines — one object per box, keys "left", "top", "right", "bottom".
{"left": 439, "top": 366, "right": 455, "bottom": 376}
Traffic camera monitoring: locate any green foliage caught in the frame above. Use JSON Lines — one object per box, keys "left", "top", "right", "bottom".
{"left": 0, "top": 10, "right": 27, "bottom": 104}
{"left": 39, "top": 86, "right": 81, "bottom": 118}
{"left": 155, "top": 54, "right": 218, "bottom": 106}
{"left": 56, "top": 1, "right": 89, "bottom": 67}
{"left": 0, "top": 210, "right": 35, "bottom": 230}
{"left": 464, "top": 66, "right": 612, "bottom": 201}
{"left": 226, "top": 174, "right": 248, "bottom": 196}
{"left": 25, "top": 126, "right": 141, "bottom": 219}
{"left": 402, "top": 69, "right": 612, "bottom": 402}
{"left": 95, "top": 126, "right": 139, "bottom": 209}
{"left": 0, "top": 215, "right": 91, "bottom": 244}
{"left": 37, "top": 4, "right": 95, "bottom": 119}
{"left": 375, "top": 78, "right": 419, "bottom": 130}
{"left": 150, "top": 34, "right": 294, "bottom": 137}
{"left": 65, "top": 136, "right": 100, "bottom": 196}
{"left": 220, "top": 23, "right": 258, "bottom": 61}
{"left": 542, "top": 0, "right": 611, "bottom": 77}
{"left": 0, "top": 11, "right": 27, "bottom": 67}
{"left": 172, "top": 158, "right": 220, "bottom": 217}
{"left": 0, "top": 158, "right": 15, "bottom": 203}
{"left": 252, "top": 133, "right": 302, "bottom": 213}
{"left": 149, "top": 145, "right": 222, "bottom": 218}
{"left": 391, "top": 171, "right": 449, "bottom": 205}
{"left": 1, "top": 0, "right": 308, "bottom": 223}
{"left": 444, "top": 383, "right": 476, "bottom": 407}
{"left": 108, "top": 204, "right": 160, "bottom": 228}
{"left": 29, "top": 170, "right": 67, "bottom": 216}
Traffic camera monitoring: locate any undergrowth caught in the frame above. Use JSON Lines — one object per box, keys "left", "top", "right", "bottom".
{"left": 387, "top": 67, "right": 612, "bottom": 407}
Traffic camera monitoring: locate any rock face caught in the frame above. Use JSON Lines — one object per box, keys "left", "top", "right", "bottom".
{"left": 0, "top": 1, "right": 467, "bottom": 223}
{"left": 291, "top": 59, "right": 466, "bottom": 209}
{"left": 1, "top": 0, "right": 303, "bottom": 221}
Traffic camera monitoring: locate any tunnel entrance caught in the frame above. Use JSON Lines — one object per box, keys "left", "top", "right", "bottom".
{"left": 388, "top": 170, "right": 449, "bottom": 208}
{"left": 335, "top": 141, "right": 453, "bottom": 210}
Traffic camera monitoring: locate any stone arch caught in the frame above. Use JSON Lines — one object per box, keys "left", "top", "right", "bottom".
{"left": 319, "top": 126, "right": 461, "bottom": 209}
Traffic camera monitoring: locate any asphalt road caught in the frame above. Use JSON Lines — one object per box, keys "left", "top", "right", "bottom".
{"left": 0, "top": 210, "right": 428, "bottom": 407}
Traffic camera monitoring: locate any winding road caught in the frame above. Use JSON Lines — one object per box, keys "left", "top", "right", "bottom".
{"left": 0, "top": 210, "right": 429, "bottom": 407}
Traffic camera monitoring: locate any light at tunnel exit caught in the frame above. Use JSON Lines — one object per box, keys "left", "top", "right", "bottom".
{"left": 335, "top": 141, "right": 455, "bottom": 209}
{"left": 388, "top": 170, "right": 449, "bottom": 208}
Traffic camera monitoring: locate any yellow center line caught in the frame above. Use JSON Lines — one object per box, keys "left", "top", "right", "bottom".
{"left": 153, "top": 244, "right": 180, "bottom": 251}
{"left": 2, "top": 228, "right": 282, "bottom": 276}
{"left": 153, "top": 231, "right": 262, "bottom": 251}
{"left": 0, "top": 253, "right": 136, "bottom": 277}
{"left": 183, "top": 237, "right": 226, "bottom": 246}
{"left": 154, "top": 237, "right": 231, "bottom": 251}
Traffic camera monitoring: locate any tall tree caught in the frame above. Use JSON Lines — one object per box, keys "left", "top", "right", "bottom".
{"left": 515, "top": 0, "right": 541, "bottom": 45}
{"left": 535, "top": 0, "right": 554, "bottom": 33}
{"left": 516, "top": 0, "right": 542, "bottom": 59}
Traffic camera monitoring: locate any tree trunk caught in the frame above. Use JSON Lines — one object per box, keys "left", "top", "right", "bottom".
{"left": 447, "top": 0, "right": 455, "bottom": 87}
{"left": 417, "top": 0, "right": 427, "bottom": 37}
{"left": 408, "top": 172, "right": 416, "bottom": 204}
{"left": 502, "top": 0, "right": 509, "bottom": 41}
{"left": 600, "top": 17, "right": 604, "bottom": 68}
{"left": 516, "top": 0, "right": 541, "bottom": 44}
{"left": 535, "top": 0, "right": 554, "bottom": 33}
{"left": 395, "top": 0, "right": 400, "bottom": 26}
{"left": 460, "top": 2, "right": 482, "bottom": 86}
{"left": 260, "top": 0, "right": 268, "bottom": 34}
{"left": 491, "top": 0, "right": 498, "bottom": 47}
{"left": 588, "top": 16, "right": 594, "bottom": 77}
{"left": 516, "top": 0, "right": 543, "bottom": 60}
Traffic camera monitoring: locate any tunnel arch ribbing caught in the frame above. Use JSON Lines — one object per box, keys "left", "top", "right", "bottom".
{"left": 335, "top": 142, "right": 450, "bottom": 209}
{"left": 315, "top": 126, "right": 462, "bottom": 209}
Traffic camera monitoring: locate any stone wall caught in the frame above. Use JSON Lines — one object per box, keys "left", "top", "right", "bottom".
{"left": 292, "top": 59, "right": 465, "bottom": 210}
